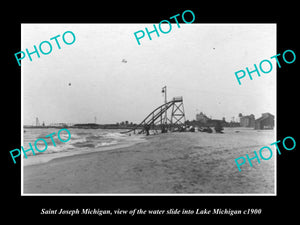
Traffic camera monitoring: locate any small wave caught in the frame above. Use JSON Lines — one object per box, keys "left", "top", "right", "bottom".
{"left": 85, "top": 135, "right": 102, "bottom": 141}
{"left": 72, "top": 142, "right": 96, "bottom": 148}
{"left": 22, "top": 129, "right": 147, "bottom": 159}
{"left": 95, "top": 140, "right": 118, "bottom": 148}
{"left": 103, "top": 132, "right": 128, "bottom": 139}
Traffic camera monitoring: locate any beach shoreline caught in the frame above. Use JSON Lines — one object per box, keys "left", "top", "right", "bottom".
{"left": 22, "top": 138, "right": 147, "bottom": 166}
{"left": 22, "top": 128, "right": 147, "bottom": 166}
{"left": 23, "top": 128, "right": 275, "bottom": 194}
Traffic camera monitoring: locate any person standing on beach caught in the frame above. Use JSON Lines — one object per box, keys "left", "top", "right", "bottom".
{"left": 161, "top": 124, "right": 167, "bottom": 133}
{"left": 144, "top": 124, "right": 150, "bottom": 136}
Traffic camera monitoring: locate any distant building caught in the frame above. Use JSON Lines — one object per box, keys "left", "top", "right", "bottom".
{"left": 210, "top": 119, "right": 228, "bottom": 127}
{"left": 255, "top": 113, "right": 274, "bottom": 130}
{"left": 196, "top": 112, "right": 209, "bottom": 123}
{"left": 239, "top": 114, "right": 255, "bottom": 127}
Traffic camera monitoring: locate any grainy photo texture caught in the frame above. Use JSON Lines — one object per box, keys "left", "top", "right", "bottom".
{"left": 21, "top": 24, "right": 276, "bottom": 195}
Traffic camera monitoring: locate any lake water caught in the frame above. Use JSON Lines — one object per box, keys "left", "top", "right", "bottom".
{"left": 22, "top": 128, "right": 146, "bottom": 166}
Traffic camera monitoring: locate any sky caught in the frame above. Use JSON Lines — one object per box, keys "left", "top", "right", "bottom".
{"left": 22, "top": 23, "right": 276, "bottom": 125}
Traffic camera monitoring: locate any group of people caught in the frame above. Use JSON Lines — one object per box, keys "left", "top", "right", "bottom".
{"left": 143, "top": 122, "right": 224, "bottom": 135}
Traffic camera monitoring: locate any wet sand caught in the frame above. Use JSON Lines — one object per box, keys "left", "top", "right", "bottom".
{"left": 23, "top": 128, "right": 275, "bottom": 194}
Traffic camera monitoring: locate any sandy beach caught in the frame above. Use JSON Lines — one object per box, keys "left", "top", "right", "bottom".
{"left": 23, "top": 128, "right": 275, "bottom": 194}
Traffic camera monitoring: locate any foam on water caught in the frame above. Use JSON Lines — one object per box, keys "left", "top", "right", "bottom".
{"left": 22, "top": 128, "right": 146, "bottom": 165}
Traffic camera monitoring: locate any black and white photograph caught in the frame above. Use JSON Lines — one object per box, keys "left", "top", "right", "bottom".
{"left": 4, "top": 4, "right": 299, "bottom": 221}
{"left": 21, "top": 23, "right": 276, "bottom": 195}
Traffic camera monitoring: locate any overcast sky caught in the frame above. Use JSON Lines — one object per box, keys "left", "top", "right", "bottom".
{"left": 22, "top": 23, "right": 276, "bottom": 125}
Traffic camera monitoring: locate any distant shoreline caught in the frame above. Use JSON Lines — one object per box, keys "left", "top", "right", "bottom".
{"left": 23, "top": 125, "right": 139, "bottom": 130}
